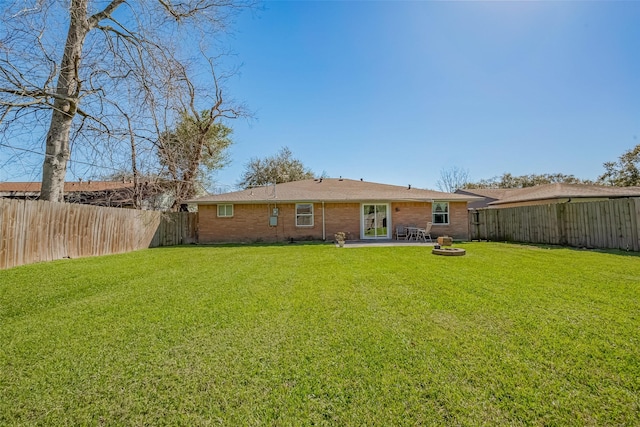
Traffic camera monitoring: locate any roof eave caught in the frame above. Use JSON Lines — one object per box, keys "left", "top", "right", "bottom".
{"left": 191, "top": 196, "right": 480, "bottom": 204}
{"left": 489, "top": 194, "right": 640, "bottom": 205}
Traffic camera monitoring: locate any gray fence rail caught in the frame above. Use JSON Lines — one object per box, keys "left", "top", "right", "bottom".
{"left": 469, "top": 198, "right": 640, "bottom": 251}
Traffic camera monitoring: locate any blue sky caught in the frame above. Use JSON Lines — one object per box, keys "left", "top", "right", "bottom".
{"left": 213, "top": 0, "right": 640, "bottom": 190}
{"left": 2, "top": 1, "right": 638, "bottom": 191}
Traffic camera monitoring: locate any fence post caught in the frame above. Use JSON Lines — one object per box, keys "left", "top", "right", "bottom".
{"left": 556, "top": 203, "right": 567, "bottom": 246}
{"left": 633, "top": 198, "right": 640, "bottom": 251}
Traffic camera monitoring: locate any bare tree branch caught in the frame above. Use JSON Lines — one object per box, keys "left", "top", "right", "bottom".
{"left": 436, "top": 166, "right": 470, "bottom": 193}
{"left": 0, "top": 0, "right": 255, "bottom": 202}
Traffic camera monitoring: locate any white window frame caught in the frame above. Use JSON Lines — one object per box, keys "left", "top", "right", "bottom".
{"left": 296, "top": 203, "right": 314, "bottom": 227}
{"left": 217, "top": 204, "right": 234, "bottom": 217}
{"left": 361, "top": 203, "right": 391, "bottom": 239}
{"left": 432, "top": 201, "right": 449, "bottom": 225}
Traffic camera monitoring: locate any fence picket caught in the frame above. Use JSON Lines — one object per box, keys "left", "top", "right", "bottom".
{"left": 0, "top": 199, "right": 186, "bottom": 269}
{"left": 471, "top": 198, "right": 640, "bottom": 251}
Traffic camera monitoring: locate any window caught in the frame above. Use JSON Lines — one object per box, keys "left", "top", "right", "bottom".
{"left": 432, "top": 202, "right": 449, "bottom": 224}
{"left": 296, "top": 203, "right": 314, "bottom": 226}
{"left": 217, "top": 204, "right": 233, "bottom": 217}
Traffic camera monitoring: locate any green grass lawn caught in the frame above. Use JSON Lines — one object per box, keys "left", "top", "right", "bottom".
{"left": 1, "top": 242, "right": 639, "bottom": 425}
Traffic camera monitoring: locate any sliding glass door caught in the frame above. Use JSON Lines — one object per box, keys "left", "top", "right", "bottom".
{"left": 362, "top": 204, "right": 390, "bottom": 239}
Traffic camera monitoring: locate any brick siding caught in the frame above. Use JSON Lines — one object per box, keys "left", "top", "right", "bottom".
{"left": 198, "top": 201, "right": 469, "bottom": 243}
{"left": 390, "top": 201, "right": 468, "bottom": 240}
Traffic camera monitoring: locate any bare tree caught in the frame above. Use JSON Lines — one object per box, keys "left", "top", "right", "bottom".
{"left": 436, "top": 166, "right": 470, "bottom": 193}
{"left": 0, "top": 0, "right": 254, "bottom": 202}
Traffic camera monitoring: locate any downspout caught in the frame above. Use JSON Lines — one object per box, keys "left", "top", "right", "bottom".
{"left": 322, "top": 201, "right": 326, "bottom": 241}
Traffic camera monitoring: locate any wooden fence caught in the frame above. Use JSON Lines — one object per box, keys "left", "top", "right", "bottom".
{"left": 469, "top": 198, "right": 640, "bottom": 251}
{"left": 150, "top": 211, "right": 198, "bottom": 247}
{"left": 0, "top": 198, "right": 198, "bottom": 270}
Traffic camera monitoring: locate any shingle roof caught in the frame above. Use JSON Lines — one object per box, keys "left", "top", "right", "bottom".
{"left": 0, "top": 181, "right": 135, "bottom": 193}
{"left": 190, "top": 178, "right": 481, "bottom": 204}
{"left": 488, "top": 183, "right": 640, "bottom": 205}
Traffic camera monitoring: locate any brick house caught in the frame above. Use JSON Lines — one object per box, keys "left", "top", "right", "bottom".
{"left": 190, "top": 178, "right": 480, "bottom": 243}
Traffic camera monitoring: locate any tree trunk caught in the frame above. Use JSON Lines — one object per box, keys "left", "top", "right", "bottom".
{"left": 40, "top": 0, "right": 89, "bottom": 202}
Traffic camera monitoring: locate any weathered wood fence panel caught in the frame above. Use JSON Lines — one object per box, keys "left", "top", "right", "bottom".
{"left": 149, "top": 212, "right": 198, "bottom": 247}
{"left": 0, "top": 198, "right": 163, "bottom": 270}
{"left": 469, "top": 198, "right": 640, "bottom": 251}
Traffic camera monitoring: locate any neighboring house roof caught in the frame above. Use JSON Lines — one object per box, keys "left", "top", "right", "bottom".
{"left": 0, "top": 181, "right": 142, "bottom": 208}
{"left": 0, "top": 181, "right": 135, "bottom": 195}
{"left": 0, "top": 180, "right": 176, "bottom": 210}
{"left": 489, "top": 183, "right": 640, "bottom": 206}
{"left": 454, "top": 188, "right": 522, "bottom": 209}
{"left": 455, "top": 188, "right": 520, "bottom": 200}
{"left": 458, "top": 183, "right": 640, "bottom": 207}
{"left": 190, "top": 178, "right": 481, "bottom": 204}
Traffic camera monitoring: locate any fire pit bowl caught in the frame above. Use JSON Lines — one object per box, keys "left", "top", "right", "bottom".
{"left": 432, "top": 247, "right": 466, "bottom": 256}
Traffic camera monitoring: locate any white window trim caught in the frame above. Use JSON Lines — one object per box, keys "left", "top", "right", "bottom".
{"left": 217, "top": 204, "right": 234, "bottom": 217}
{"left": 296, "top": 203, "right": 314, "bottom": 227}
{"left": 432, "top": 201, "right": 450, "bottom": 225}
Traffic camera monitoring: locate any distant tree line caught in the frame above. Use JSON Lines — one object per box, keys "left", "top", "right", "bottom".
{"left": 598, "top": 144, "right": 640, "bottom": 187}
{"left": 238, "top": 146, "right": 315, "bottom": 189}
{"left": 437, "top": 143, "right": 640, "bottom": 192}
{"left": 437, "top": 169, "right": 592, "bottom": 192}
{"left": 463, "top": 172, "right": 593, "bottom": 189}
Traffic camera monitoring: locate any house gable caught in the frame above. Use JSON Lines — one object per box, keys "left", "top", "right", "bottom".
{"left": 190, "top": 178, "right": 479, "bottom": 204}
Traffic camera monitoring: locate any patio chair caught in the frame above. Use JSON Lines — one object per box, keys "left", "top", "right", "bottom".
{"left": 417, "top": 222, "right": 433, "bottom": 242}
{"left": 395, "top": 225, "right": 408, "bottom": 240}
